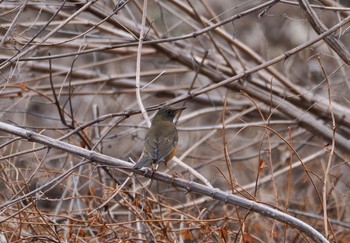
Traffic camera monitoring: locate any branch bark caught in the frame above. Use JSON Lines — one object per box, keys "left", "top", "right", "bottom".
{"left": 0, "top": 121, "right": 328, "bottom": 242}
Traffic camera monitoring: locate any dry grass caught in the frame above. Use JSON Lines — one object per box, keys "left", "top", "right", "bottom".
{"left": 1, "top": 0, "right": 350, "bottom": 242}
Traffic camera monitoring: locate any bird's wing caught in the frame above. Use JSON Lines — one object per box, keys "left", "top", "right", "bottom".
{"left": 133, "top": 153, "right": 152, "bottom": 169}
{"left": 144, "top": 123, "right": 178, "bottom": 163}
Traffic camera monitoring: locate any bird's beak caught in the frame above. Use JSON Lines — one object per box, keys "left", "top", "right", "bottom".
{"left": 175, "top": 106, "right": 186, "bottom": 113}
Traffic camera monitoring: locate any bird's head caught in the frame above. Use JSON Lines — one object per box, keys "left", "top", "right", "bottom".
{"left": 153, "top": 106, "right": 186, "bottom": 122}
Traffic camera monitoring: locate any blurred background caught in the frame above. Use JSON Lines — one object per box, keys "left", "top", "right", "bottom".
{"left": 1, "top": 0, "right": 350, "bottom": 242}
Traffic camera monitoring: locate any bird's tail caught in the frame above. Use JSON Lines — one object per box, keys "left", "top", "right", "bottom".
{"left": 133, "top": 155, "right": 151, "bottom": 169}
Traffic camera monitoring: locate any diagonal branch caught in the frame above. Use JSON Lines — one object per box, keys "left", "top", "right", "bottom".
{"left": 0, "top": 121, "right": 328, "bottom": 242}
{"left": 298, "top": 0, "right": 350, "bottom": 65}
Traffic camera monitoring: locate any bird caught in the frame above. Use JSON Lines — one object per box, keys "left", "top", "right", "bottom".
{"left": 133, "top": 106, "right": 185, "bottom": 169}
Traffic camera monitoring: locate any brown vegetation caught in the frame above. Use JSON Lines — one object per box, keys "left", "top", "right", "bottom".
{"left": 1, "top": 0, "right": 350, "bottom": 242}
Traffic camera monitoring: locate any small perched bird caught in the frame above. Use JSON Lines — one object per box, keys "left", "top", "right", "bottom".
{"left": 133, "top": 106, "right": 185, "bottom": 169}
